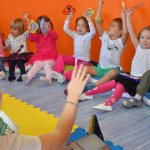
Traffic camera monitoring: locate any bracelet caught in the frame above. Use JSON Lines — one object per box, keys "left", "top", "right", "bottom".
{"left": 95, "top": 17, "right": 103, "bottom": 23}
{"left": 66, "top": 101, "right": 78, "bottom": 107}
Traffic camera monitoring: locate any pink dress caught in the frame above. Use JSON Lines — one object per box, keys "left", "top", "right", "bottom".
{"left": 28, "top": 30, "right": 58, "bottom": 64}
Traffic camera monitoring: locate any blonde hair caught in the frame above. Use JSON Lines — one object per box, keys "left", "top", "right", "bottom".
{"left": 10, "top": 18, "right": 24, "bottom": 35}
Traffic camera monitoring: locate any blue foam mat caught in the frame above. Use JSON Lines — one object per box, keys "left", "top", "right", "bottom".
{"left": 67, "top": 127, "right": 124, "bottom": 149}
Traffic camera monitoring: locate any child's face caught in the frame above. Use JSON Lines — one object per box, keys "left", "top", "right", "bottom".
{"left": 108, "top": 21, "right": 122, "bottom": 37}
{"left": 76, "top": 19, "right": 87, "bottom": 35}
{"left": 140, "top": 30, "right": 150, "bottom": 49}
{"left": 10, "top": 28, "right": 19, "bottom": 37}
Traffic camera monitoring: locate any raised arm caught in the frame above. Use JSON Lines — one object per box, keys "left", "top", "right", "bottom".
{"left": 95, "top": 0, "right": 105, "bottom": 37}
{"left": 39, "top": 65, "right": 90, "bottom": 150}
{"left": 63, "top": 12, "right": 75, "bottom": 38}
{"left": 85, "top": 13, "right": 96, "bottom": 37}
{"left": 126, "top": 9, "right": 139, "bottom": 49}
{"left": 121, "top": 10, "right": 128, "bottom": 46}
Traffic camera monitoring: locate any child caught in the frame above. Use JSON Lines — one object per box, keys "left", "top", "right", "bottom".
{"left": 5, "top": 18, "right": 30, "bottom": 82}
{"left": 50, "top": 10, "right": 96, "bottom": 83}
{"left": 80, "top": 0, "right": 128, "bottom": 98}
{"left": 0, "top": 32, "right": 5, "bottom": 80}
{"left": 122, "top": 70, "right": 150, "bottom": 107}
{"left": 81, "top": 9, "right": 150, "bottom": 111}
{"left": 22, "top": 15, "right": 58, "bottom": 85}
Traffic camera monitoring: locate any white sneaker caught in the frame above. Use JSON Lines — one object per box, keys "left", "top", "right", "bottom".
{"left": 79, "top": 93, "right": 94, "bottom": 101}
{"left": 93, "top": 103, "right": 112, "bottom": 111}
{"left": 50, "top": 71, "right": 66, "bottom": 83}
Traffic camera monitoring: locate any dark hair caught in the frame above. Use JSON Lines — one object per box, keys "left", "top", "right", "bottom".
{"left": 36, "top": 15, "right": 53, "bottom": 33}
{"left": 10, "top": 18, "right": 24, "bottom": 35}
{"left": 111, "top": 18, "right": 123, "bottom": 30}
{"left": 75, "top": 16, "right": 90, "bottom": 32}
{"left": 137, "top": 26, "right": 150, "bottom": 40}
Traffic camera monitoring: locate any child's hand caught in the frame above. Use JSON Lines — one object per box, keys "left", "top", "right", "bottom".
{"left": 23, "top": 12, "right": 30, "bottom": 22}
{"left": 66, "top": 12, "right": 73, "bottom": 21}
{"left": 85, "top": 13, "right": 92, "bottom": 22}
{"left": 126, "top": 9, "right": 133, "bottom": 17}
{"left": 67, "top": 65, "right": 90, "bottom": 101}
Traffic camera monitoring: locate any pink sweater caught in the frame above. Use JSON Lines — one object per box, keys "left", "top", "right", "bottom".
{"left": 28, "top": 30, "right": 58, "bottom": 63}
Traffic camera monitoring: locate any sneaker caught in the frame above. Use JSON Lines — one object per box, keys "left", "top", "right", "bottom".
{"left": 122, "top": 98, "right": 142, "bottom": 108}
{"left": 50, "top": 71, "right": 66, "bottom": 83}
{"left": 84, "top": 81, "right": 96, "bottom": 92}
{"left": 93, "top": 103, "right": 112, "bottom": 111}
{"left": 79, "top": 93, "right": 94, "bottom": 101}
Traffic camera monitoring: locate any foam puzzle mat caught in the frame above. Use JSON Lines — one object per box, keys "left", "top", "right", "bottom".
{"left": 1, "top": 94, "right": 78, "bottom": 136}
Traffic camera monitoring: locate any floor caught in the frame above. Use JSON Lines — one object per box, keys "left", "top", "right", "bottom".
{"left": 1, "top": 73, "right": 150, "bottom": 150}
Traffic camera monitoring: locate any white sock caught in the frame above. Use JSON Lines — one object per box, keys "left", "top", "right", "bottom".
{"left": 135, "top": 94, "right": 142, "bottom": 101}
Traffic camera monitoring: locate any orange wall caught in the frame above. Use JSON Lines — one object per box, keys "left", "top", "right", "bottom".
{"left": 0, "top": 0, "right": 150, "bottom": 71}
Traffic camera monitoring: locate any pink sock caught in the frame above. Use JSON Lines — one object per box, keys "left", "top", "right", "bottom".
{"left": 105, "top": 83, "right": 126, "bottom": 106}
{"left": 85, "top": 80, "right": 117, "bottom": 95}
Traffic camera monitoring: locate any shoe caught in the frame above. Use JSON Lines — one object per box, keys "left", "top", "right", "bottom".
{"left": 122, "top": 98, "right": 142, "bottom": 108}
{"left": 79, "top": 93, "right": 94, "bottom": 101}
{"left": 8, "top": 76, "right": 16, "bottom": 81}
{"left": 93, "top": 103, "right": 112, "bottom": 111}
{"left": 39, "top": 76, "right": 52, "bottom": 85}
{"left": 50, "top": 71, "right": 66, "bottom": 83}
{"left": 0, "top": 71, "right": 5, "bottom": 80}
{"left": 84, "top": 81, "right": 96, "bottom": 92}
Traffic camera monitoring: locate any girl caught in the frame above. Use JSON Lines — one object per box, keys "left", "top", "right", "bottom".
{"left": 5, "top": 18, "right": 30, "bottom": 82}
{"left": 0, "top": 32, "right": 5, "bottom": 80}
{"left": 80, "top": 0, "right": 128, "bottom": 98}
{"left": 50, "top": 10, "right": 96, "bottom": 83}
{"left": 81, "top": 9, "right": 150, "bottom": 111}
{"left": 22, "top": 15, "right": 58, "bottom": 85}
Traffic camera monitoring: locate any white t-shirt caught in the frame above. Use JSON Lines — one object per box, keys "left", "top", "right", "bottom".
{"left": 0, "top": 133, "right": 41, "bottom": 150}
{"left": 99, "top": 31, "right": 124, "bottom": 68}
{"left": 5, "top": 31, "right": 29, "bottom": 54}
{"left": 131, "top": 44, "right": 150, "bottom": 77}
{"left": 63, "top": 20, "right": 96, "bottom": 62}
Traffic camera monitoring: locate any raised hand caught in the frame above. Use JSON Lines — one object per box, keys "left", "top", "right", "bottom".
{"left": 126, "top": 9, "right": 133, "bottom": 17}
{"left": 23, "top": 12, "right": 30, "bottom": 22}
{"left": 67, "top": 65, "right": 90, "bottom": 101}
{"left": 66, "top": 11, "right": 73, "bottom": 21}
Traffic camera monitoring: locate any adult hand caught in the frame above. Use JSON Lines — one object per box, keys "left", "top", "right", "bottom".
{"left": 67, "top": 65, "right": 90, "bottom": 101}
